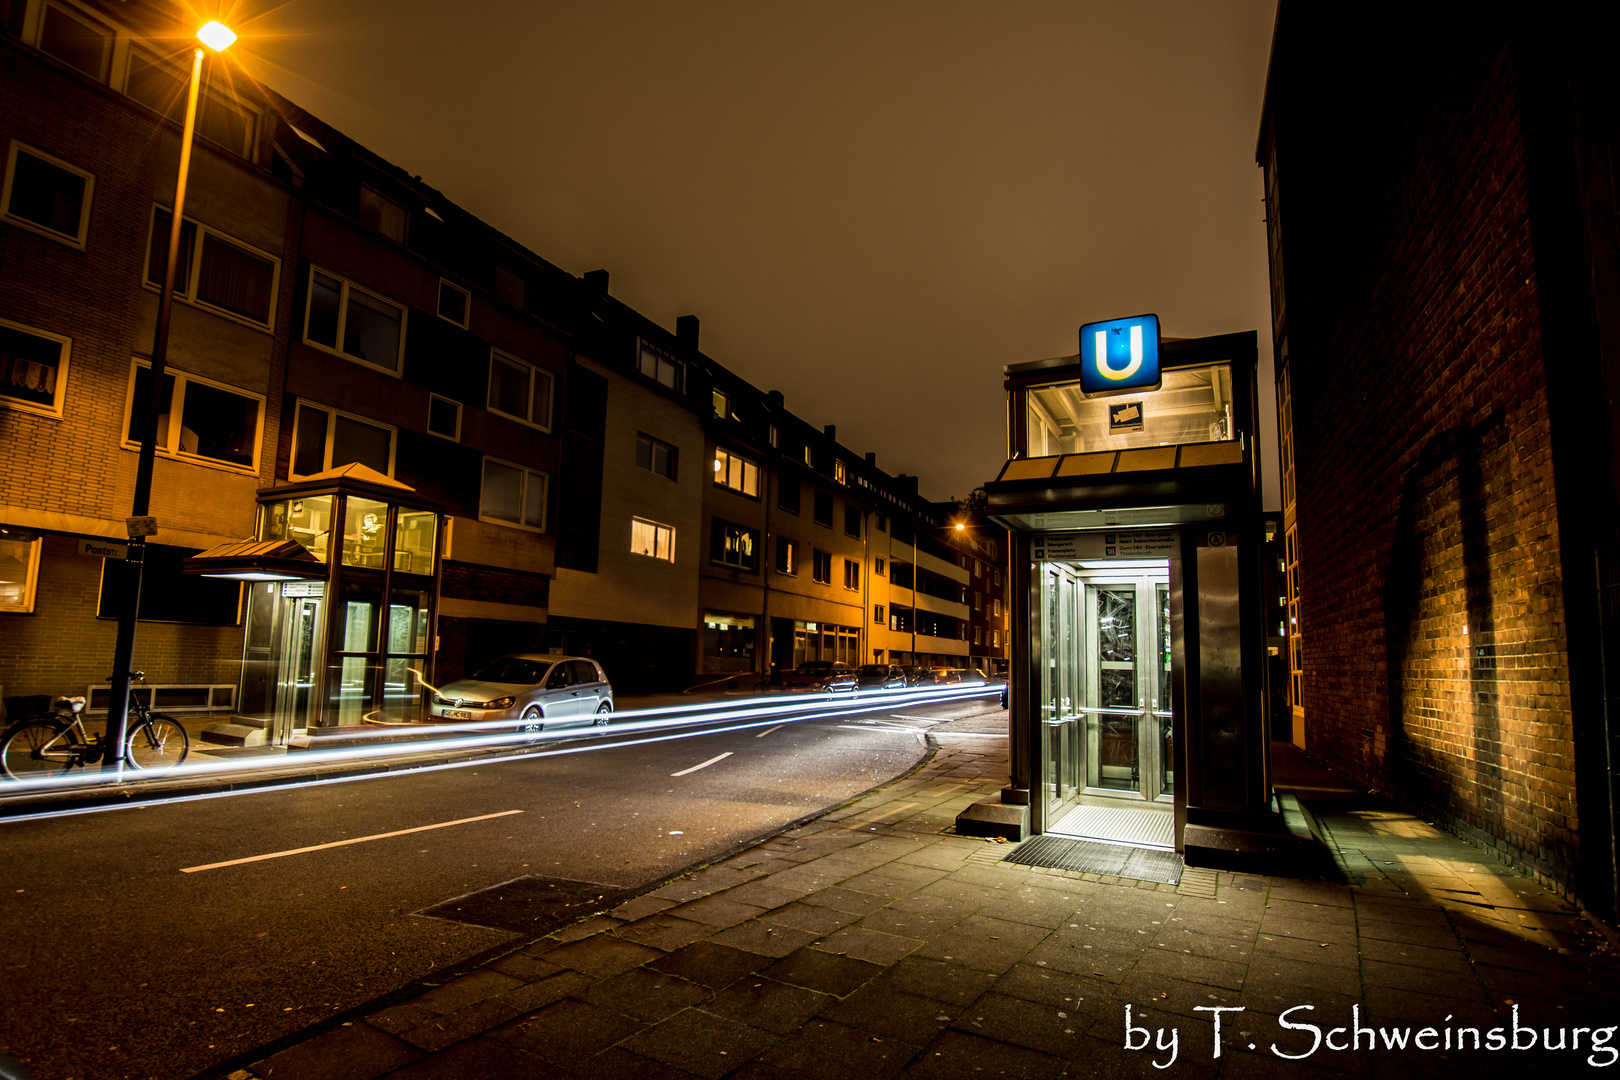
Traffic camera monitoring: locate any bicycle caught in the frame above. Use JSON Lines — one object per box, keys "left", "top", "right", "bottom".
{"left": 1, "top": 672, "right": 190, "bottom": 781}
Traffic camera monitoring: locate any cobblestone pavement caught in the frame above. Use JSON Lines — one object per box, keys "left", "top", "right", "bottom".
{"left": 223, "top": 725, "right": 1620, "bottom": 1080}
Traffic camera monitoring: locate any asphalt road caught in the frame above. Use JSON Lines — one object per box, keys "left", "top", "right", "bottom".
{"left": 0, "top": 692, "right": 1002, "bottom": 1080}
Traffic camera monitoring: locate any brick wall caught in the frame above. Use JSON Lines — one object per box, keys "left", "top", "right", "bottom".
{"left": 1275, "top": 32, "right": 1580, "bottom": 891}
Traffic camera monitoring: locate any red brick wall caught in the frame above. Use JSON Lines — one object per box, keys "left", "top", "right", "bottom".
{"left": 1276, "top": 37, "right": 1579, "bottom": 890}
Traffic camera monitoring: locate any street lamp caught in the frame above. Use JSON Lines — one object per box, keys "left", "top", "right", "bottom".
{"left": 105, "top": 20, "right": 235, "bottom": 773}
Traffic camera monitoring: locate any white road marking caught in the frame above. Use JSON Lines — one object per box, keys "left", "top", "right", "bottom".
{"left": 671, "top": 752, "right": 733, "bottom": 776}
{"left": 179, "top": 810, "right": 524, "bottom": 873}
{"left": 889, "top": 715, "right": 943, "bottom": 723}
{"left": 756, "top": 725, "right": 785, "bottom": 738}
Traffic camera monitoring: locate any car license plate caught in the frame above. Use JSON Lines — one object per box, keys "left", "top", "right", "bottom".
{"left": 442, "top": 709, "right": 473, "bottom": 720}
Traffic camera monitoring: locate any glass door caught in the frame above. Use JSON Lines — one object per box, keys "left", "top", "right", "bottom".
{"left": 274, "top": 594, "right": 323, "bottom": 740}
{"left": 1080, "top": 568, "right": 1172, "bottom": 801}
{"left": 1041, "top": 565, "right": 1085, "bottom": 817}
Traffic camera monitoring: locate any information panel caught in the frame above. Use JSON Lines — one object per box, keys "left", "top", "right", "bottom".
{"left": 1032, "top": 529, "right": 1178, "bottom": 562}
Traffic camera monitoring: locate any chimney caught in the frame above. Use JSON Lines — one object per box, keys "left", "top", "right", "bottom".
{"left": 823, "top": 424, "right": 836, "bottom": 443}
{"left": 767, "top": 390, "right": 784, "bottom": 409}
{"left": 582, "top": 269, "right": 609, "bottom": 296}
{"left": 676, "top": 314, "right": 700, "bottom": 351}
{"left": 865, "top": 452, "right": 876, "bottom": 466}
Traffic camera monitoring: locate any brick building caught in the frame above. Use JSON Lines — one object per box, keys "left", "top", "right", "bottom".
{"left": 1259, "top": 6, "right": 1620, "bottom": 913}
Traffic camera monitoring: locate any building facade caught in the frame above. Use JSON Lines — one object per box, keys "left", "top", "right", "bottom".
{"left": 1259, "top": 5, "right": 1620, "bottom": 913}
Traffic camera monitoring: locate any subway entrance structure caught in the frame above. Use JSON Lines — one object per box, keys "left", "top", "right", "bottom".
{"left": 960, "top": 325, "right": 1290, "bottom": 865}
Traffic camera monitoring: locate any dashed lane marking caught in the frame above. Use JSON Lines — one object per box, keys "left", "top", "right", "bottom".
{"left": 180, "top": 810, "right": 524, "bottom": 873}
{"left": 671, "top": 752, "right": 733, "bottom": 776}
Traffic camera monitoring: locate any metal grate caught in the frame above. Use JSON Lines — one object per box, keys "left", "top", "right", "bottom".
{"left": 1003, "top": 834, "right": 1183, "bottom": 885}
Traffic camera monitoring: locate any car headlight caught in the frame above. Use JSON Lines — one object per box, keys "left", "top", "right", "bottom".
{"left": 486, "top": 697, "right": 516, "bottom": 709}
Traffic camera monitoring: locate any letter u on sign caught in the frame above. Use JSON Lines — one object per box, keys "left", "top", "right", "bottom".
{"left": 1079, "top": 313, "right": 1162, "bottom": 397}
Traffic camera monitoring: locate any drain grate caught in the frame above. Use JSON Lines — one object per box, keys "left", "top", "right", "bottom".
{"left": 416, "top": 875, "right": 634, "bottom": 934}
{"left": 1004, "top": 835, "right": 1184, "bottom": 885}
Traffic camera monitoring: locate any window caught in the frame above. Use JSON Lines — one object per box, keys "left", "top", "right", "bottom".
{"left": 993, "top": 598, "right": 1001, "bottom": 617}
{"left": 974, "top": 627, "right": 983, "bottom": 645}
{"left": 37, "top": 2, "right": 112, "bottom": 80}
{"left": 481, "top": 456, "right": 547, "bottom": 530}
{"left": 0, "top": 535, "right": 41, "bottom": 614}
{"left": 493, "top": 265, "right": 526, "bottom": 308}
{"left": 994, "top": 568, "right": 1002, "bottom": 586}
{"left": 714, "top": 447, "right": 759, "bottom": 497}
{"left": 638, "top": 342, "right": 683, "bottom": 391}
{"left": 844, "top": 504, "right": 861, "bottom": 538}
{"left": 710, "top": 521, "right": 759, "bottom": 572}
{"left": 427, "top": 394, "right": 460, "bottom": 441}
{"left": 437, "top": 279, "right": 469, "bottom": 327}
{"left": 632, "top": 517, "right": 674, "bottom": 562}
{"left": 873, "top": 604, "right": 884, "bottom": 626}
{"left": 843, "top": 558, "right": 859, "bottom": 590}
{"left": 813, "top": 490, "right": 833, "bottom": 528}
{"left": 637, "top": 433, "right": 677, "bottom": 479}
{"left": 712, "top": 388, "right": 728, "bottom": 419}
{"left": 3, "top": 142, "right": 93, "bottom": 247}
{"left": 488, "top": 349, "right": 553, "bottom": 429}
{"left": 0, "top": 318, "right": 70, "bottom": 417}
{"left": 778, "top": 474, "right": 801, "bottom": 515}
{"left": 994, "top": 630, "right": 1001, "bottom": 648}
{"left": 875, "top": 513, "right": 887, "bottom": 532}
{"left": 890, "top": 605, "right": 912, "bottom": 633}
{"left": 803, "top": 444, "right": 814, "bottom": 467}
{"left": 124, "top": 48, "right": 258, "bottom": 158}
{"left": 358, "top": 185, "right": 406, "bottom": 242}
{"left": 290, "top": 400, "right": 395, "bottom": 478}
{"left": 124, "top": 361, "right": 263, "bottom": 470}
{"left": 974, "top": 591, "right": 983, "bottom": 611}
{"left": 835, "top": 459, "right": 848, "bottom": 485}
{"left": 812, "top": 549, "right": 832, "bottom": 584}
{"left": 775, "top": 537, "right": 797, "bottom": 575}
{"left": 304, "top": 267, "right": 406, "bottom": 375}
{"left": 769, "top": 425, "right": 778, "bottom": 447}
{"left": 875, "top": 557, "right": 885, "bottom": 576}
{"left": 146, "top": 207, "right": 278, "bottom": 328}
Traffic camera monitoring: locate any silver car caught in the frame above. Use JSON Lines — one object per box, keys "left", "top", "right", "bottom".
{"left": 428, "top": 654, "right": 613, "bottom": 736}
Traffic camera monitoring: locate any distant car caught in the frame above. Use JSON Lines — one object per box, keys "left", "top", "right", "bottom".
{"left": 780, "top": 661, "right": 858, "bottom": 692}
{"left": 929, "top": 667, "right": 963, "bottom": 685}
{"left": 953, "top": 668, "right": 988, "bottom": 686}
{"left": 429, "top": 654, "right": 612, "bottom": 736}
{"left": 855, "top": 664, "right": 909, "bottom": 690}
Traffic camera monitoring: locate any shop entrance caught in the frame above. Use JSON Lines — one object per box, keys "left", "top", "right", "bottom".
{"left": 1040, "top": 556, "right": 1175, "bottom": 845}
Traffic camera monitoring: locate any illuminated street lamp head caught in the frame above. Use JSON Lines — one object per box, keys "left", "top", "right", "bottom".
{"left": 954, "top": 522, "right": 966, "bottom": 531}
{"left": 197, "top": 20, "right": 236, "bottom": 52}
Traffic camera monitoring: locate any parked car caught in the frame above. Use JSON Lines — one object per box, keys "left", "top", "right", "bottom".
{"left": 903, "top": 666, "right": 940, "bottom": 686}
{"left": 953, "top": 668, "right": 988, "bottom": 686}
{"left": 429, "top": 654, "right": 612, "bottom": 735}
{"left": 929, "top": 667, "right": 963, "bottom": 685}
{"left": 779, "top": 661, "right": 858, "bottom": 692}
{"left": 855, "top": 664, "right": 909, "bottom": 690}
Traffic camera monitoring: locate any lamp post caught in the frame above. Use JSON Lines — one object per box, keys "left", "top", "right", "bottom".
{"left": 105, "top": 20, "right": 236, "bottom": 773}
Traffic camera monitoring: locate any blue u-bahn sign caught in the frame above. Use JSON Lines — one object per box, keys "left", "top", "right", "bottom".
{"left": 1078, "top": 313, "right": 1162, "bottom": 397}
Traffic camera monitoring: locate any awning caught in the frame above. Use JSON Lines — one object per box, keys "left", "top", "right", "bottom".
{"left": 181, "top": 538, "right": 326, "bottom": 581}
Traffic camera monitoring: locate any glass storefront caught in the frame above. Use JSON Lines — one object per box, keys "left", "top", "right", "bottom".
{"left": 703, "top": 611, "right": 756, "bottom": 673}
{"left": 1026, "top": 362, "right": 1235, "bottom": 457}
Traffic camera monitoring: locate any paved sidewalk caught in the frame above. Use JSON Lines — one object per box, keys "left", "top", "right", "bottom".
{"left": 223, "top": 734, "right": 1620, "bottom": 1080}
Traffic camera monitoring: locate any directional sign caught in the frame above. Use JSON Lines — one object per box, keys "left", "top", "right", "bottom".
{"left": 1079, "top": 313, "right": 1162, "bottom": 397}
{"left": 1032, "top": 529, "right": 1179, "bottom": 562}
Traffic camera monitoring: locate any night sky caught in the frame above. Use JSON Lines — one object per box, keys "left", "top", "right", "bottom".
{"left": 238, "top": 0, "right": 1279, "bottom": 508}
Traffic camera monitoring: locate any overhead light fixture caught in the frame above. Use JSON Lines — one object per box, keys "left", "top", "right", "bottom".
{"left": 197, "top": 20, "right": 236, "bottom": 52}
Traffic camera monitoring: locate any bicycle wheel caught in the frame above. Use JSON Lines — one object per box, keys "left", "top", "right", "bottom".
{"left": 1, "top": 720, "right": 79, "bottom": 780}
{"left": 124, "top": 715, "right": 189, "bottom": 771}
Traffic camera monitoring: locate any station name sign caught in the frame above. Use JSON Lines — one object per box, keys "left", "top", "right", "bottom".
{"left": 1033, "top": 530, "right": 1179, "bottom": 562}
{"left": 1079, "top": 313, "right": 1162, "bottom": 397}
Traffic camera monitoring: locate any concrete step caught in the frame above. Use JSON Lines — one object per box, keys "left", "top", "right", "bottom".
{"left": 198, "top": 722, "right": 270, "bottom": 748}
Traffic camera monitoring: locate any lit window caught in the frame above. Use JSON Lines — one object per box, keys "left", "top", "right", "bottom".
{"left": 304, "top": 267, "right": 406, "bottom": 375}
{"left": 638, "top": 342, "right": 683, "bottom": 391}
{"left": 711, "top": 520, "right": 759, "bottom": 572}
{"left": 0, "top": 535, "right": 42, "bottom": 614}
{"left": 146, "top": 207, "right": 279, "bottom": 327}
{"left": 481, "top": 457, "right": 547, "bottom": 530}
{"left": 632, "top": 517, "right": 674, "bottom": 562}
{"left": 37, "top": 2, "right": 113, "bottom": 81}
{"left": 0, "top": 318, "right": 70, "bottom": 417}
{"left": 437, "top": 280, "right": 469, "bottom": 327}
{"left": 843, "top": 558, "right": 859, "bottom": 590}
{"left": 714, "top": 447, "right": 759, "bottom": 497}
{"left": 835, "top": 460, "right": 847, "bottom": 485}
{"left": 290, "top": 400, "right": 395, "bottom": 478}
{"left": 812, "top": 549, "right": 832, "bottom": 584}
{"left": 123, "top": 360, "right": 263, "bottom": 471}
{"left": 712, "top": 388, "right": 728, "bottom": 419}
{"left": 358, "top": 184, "right": 406, "bottom": 243}
{"left": 488, "top": 349, "right": 553, "bottom": 430}
{"left": 775, "top": 537, "right": 797, "bottom": 575}
{"left": 637, "top": 434, "right": 677, "bottom": 479}
{"left": 3, "top": 142, "right": 93, "bottom": 247}
{"left": 427, "top": 394, "right": 460, "bottom": 441}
